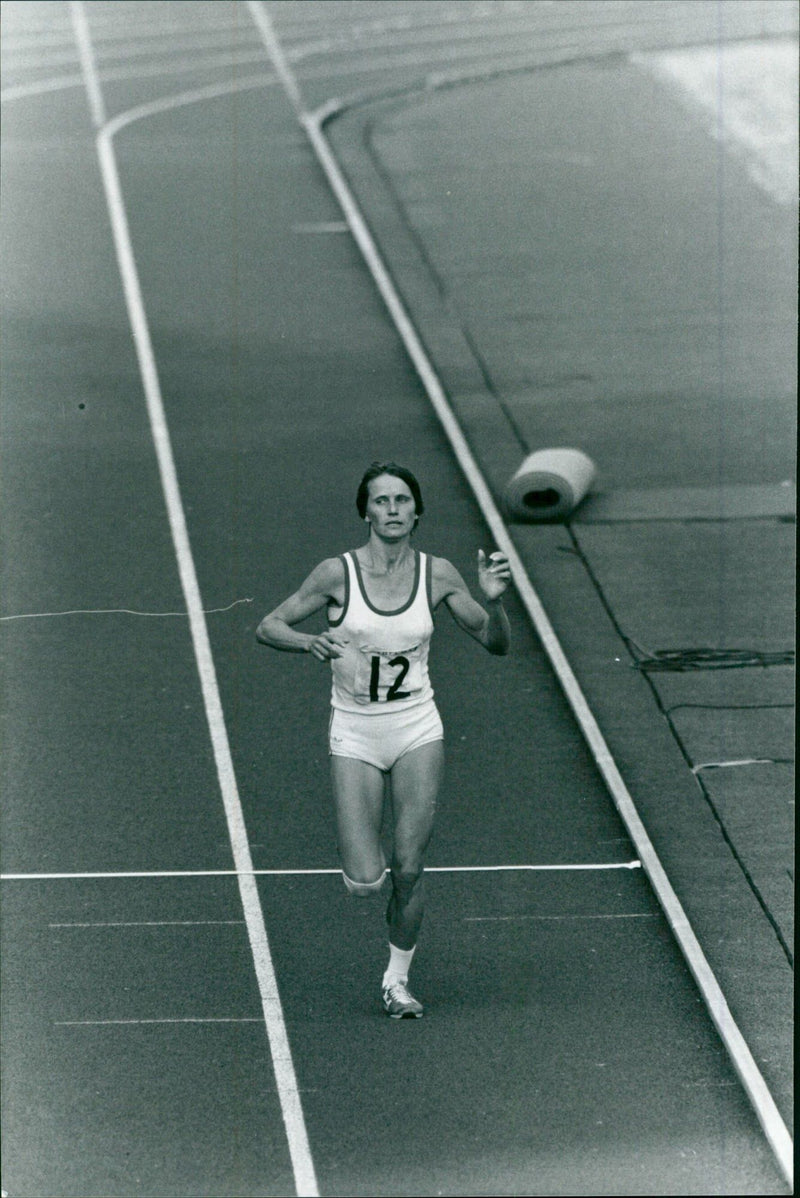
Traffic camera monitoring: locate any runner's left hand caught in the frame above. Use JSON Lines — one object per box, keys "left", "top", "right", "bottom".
{"left": 478, "top": 549, "right": 510, "bottom": 600}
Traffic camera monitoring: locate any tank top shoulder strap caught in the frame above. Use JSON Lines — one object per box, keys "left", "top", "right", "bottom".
{"left": 421, "top": 551, "right": 434, "bottom": 616}
{"left": 327, "top": 554, "right": 351, "bottom": 627}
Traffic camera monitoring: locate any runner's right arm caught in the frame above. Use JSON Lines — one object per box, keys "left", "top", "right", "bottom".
{"left": 256, "top": 557, "right": 349, "bottom": 660}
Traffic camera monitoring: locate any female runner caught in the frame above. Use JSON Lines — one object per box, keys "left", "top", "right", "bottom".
{"left": 257, "top": 462, "right": 510, "bottom": 1017}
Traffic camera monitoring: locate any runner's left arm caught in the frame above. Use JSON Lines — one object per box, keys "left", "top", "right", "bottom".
{"left": 437, "top": 552, "right": 510, "bottom": 655}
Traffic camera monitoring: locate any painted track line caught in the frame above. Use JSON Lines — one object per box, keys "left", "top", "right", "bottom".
{"left": 68, "top": 5, "right": 318, "bottom": 1195}
{"left": 56, "top": 1018, "right": 264, "bottom": 1026}
{"left": 244, "top": 2, "right": 793, "bottom": 1186}
{"left": 465, "top": 912, "right": 658, "bottom": 922}
{"left": 3, "top": 862, "right": 641, "bottom": 881}
{"left": 49, "top": 920, "right": 247, "bottom": 928}
{"left": 2, "top": 862, "right": 641, "bottom": 881}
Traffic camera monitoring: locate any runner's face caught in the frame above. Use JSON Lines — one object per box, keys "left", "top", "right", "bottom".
{"left": 365, "top": 474, "right": 417, "bottom": 539}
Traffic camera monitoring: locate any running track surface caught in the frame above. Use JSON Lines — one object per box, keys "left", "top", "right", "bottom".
{"left": 0, "top": 3, "right": 793, "bottom": 1195}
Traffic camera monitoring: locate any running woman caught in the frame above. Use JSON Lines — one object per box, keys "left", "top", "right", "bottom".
{"left": 256, "top": 462, "right": 510, "bottom": 1018}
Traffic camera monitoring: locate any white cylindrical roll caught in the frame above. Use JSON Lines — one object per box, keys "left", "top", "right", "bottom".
{"left": 503, "top": 448, "right": 596, "bottom": 521}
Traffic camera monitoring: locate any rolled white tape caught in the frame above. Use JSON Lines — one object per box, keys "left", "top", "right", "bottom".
{"left": 504, "top": 448, "right": 596, "bottom": 521}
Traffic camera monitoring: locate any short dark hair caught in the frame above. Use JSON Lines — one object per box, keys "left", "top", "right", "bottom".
{"left": 356, "top": 461, "right": 424, "bottom": 524}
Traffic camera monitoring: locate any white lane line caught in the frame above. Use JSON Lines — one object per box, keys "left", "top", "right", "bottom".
{"left": 292, "top": 221, "right": 350, "bottom": 233}
{"left": 69, "top": 2, "right": 105, "bottom": 125}
{"left": 0, "top": 38, "right": 341, "bottom": 107}
{"left": 246, "top": 0, "right": 304, "bottom": 115}
{"left": 101, "top": 74, "right": 278, "bottom": 140}
{"left": 7, "top": 28, "right": 259, "bottom": 67}
{"left": 244, "top": 3, "right": 793, "bottom": 1187}
{"left": 429, "top": 862, "right": 641, "bottom": 873}
{"left": 55, "top": 1018, "right": 263, "bottom": 1026}
{"left": 1, "top": 53, "right": 275, "bottom": 104}
{"left": 2, "top": 871, "right": 338, "bottom": 881}
{"left": 3, "top": 862, "right": 641, "bottom": 881}
{"left": 69, "top": 8, "right": 317, "bottom": 1197}
{"left": 49, "top": 920, "right": 246, "bottom": 928}
{"left": 1, "top": 72, "right": 85, "bottom": 103}
{"left": 465, "top": 913, "right": 658, "bottom": 922}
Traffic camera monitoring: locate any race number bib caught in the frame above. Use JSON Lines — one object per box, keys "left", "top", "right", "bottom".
{"left": 353, "top": 644, "right": 424, "bottom": 705}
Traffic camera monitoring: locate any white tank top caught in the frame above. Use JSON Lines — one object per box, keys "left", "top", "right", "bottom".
{"left": 328, "top": 550, "right": 435, "bottom": 714}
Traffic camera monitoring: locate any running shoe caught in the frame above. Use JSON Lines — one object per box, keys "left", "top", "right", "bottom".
{"left": 382, "top": 979, "right": 423, "bottom": 1019}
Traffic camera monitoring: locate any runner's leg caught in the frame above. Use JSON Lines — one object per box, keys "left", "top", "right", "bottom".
{"left": 386, "top": 739, "right": 444, "bottom": 949}
{"left": 330, "top": 755, "right": 386, "bottom": 885}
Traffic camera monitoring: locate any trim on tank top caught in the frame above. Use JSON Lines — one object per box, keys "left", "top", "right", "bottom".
{"left": 349, "top": 549, "right": 421, "bottom": 616}
{"left": 327, "top": 555, "right": 350, "bottom": 627}
{"left": 425, "top": 551, "right": 434, "bottom": 615}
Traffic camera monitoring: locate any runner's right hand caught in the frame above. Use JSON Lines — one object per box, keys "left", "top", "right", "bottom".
{"left": 308, "top": 632, "right": 349, "bottom": 661}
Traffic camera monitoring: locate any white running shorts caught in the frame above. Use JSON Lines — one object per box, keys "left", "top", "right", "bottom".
{"left": 329, "top": 699, "right": 443, "bottom": 772}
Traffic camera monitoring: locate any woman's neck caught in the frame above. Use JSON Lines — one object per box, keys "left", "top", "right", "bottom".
{"left": 363, "top": 534, "right": 413, "bottom": 573}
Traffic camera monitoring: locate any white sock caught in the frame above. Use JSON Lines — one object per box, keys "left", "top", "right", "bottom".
{"left": 382, "top": 943, "right": 416, "bottom": 987}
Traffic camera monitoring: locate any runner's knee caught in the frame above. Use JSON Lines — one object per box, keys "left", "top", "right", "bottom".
{"left": 389, "top": 865, "right": 424, "bottom": 904}
{"left": 342, "top": 869, "right": 387, "bottom": 897}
